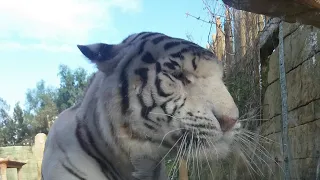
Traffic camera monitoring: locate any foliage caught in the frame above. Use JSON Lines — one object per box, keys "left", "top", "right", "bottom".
{"left": 0, "top": 99, "right": 31, "bottom": 146}
{"left": 24, "top": 80, "right": 58, "bottom": 135}
{"left": 55, "top": 64, "right": 91, "bottom": 113}
{"left": 0, "top": 64, "right": 93, "bottom": 146}
{"left": 12, "top": 102, "right": 31, "bottom": 145}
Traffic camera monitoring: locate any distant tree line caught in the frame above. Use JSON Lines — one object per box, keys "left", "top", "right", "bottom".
{"left": 0, "top": 64, "right": 94, "bottom": 146}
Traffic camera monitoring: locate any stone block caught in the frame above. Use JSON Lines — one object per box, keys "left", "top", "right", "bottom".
{"left": 288, "top": 108, "right": 299, "bottom": 128}
{"left": 300, "top": 53, "right": 320, "bottom": 105}
{"left": 288, "top": 25, "right": 320, "bottom": 71}
{"left": 290, "top": 157, "right": 319, "bottom": 180}
{"left": 259, "top": 132, "right": 283, "bottom": 178}
{"left": 286, "top": 66, "right": 302, "bottom": 110}
{"left": 298, "top": 102, "right": 315, "bottom": 125}
{"left": 315, "top": 99, "right": 320, "bottom": 120}
{"left": 283, "top": 22, "right": 300, "bottom": 38}
{"left": 260, "top": 115, "right": 281, "bottom": 136}
{"left": 263, "top": 80, "right": 281, "bottom": 119}
{"left": 288, "top": 102, "right": 316, "bottom": 128}
{"left": 288, "top": 120, "right": 320, "bottom": 159}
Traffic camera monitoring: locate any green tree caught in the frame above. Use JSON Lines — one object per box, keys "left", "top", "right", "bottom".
{"left": 0, "top": 97, "right": 10, "bottom": 122}
{"left": 12, "top": 102, "right": 31, "bottom": 145}
{"left": 55, "top": 64, "right": 92, "bottom": 112}
{"left": 0, "top": 97, "right": 14, "bottom": 146}
{"left": 0, "top": 64, "right": 93, "bottom": 146}
{"left": 25, "top": 80, "right": 58, "bottom": 135}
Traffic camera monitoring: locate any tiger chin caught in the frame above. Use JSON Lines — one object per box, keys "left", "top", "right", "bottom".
{"left": 41, "top": 32, "right": 241, "bottom": 180}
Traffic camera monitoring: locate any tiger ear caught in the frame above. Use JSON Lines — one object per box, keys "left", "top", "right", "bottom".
{"left": 77, "top": 43, "right": 120, "bottom": 73}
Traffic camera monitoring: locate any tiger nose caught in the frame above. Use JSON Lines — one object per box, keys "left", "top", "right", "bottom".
{"left": 218, "top": 116, "right": 237, "bottom": 132}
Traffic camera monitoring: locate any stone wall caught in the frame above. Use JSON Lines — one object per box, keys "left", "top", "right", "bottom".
{"left": 0, "top": 133, "right": 46, "bottom": 180}
{"left": 260, "top": 23, "right": 320, "bottom": 179}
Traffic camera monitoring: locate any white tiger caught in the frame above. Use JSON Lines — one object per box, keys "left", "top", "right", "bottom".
{"left": 41, "top": 32, "right": 241, "bottom": 180}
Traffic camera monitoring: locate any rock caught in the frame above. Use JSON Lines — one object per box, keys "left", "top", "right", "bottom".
{"left": 300, "top": 53, "right": 320, "bottom": 105}
{"left": 267, "top": 47, "right": 279, "bottom": 84}
{"left": 263, "top": 80, "right": 281, "bottom": 118}
{"left": 286, "top": 65, "right": 302, "bottom": 110}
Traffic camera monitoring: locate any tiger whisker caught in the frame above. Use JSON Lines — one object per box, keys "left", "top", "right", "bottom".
{"left": 156, "top": 132, "right": 185, "bottom": 168}
{"left": 237, "top": 141, "right": 265, "bottom": 176}
{"left": 241, "top": 129, "right": 280, "bottom": 144}
{"left": 235, "top": 136, "right": 273, "bottom": 176}
{"left": 169, "top": 132, "right": 188, "bottom": 179}
{"left": 236, "top": 142, "right": 263, "bottom": 177}
{"left": 238, "top": 133, "right": 284, "bottom": 173}
{"left": 201, "top": 144, "right": 215, "bottom": 178}
{"left": 159, "top": 128, "right": 185, "bottom": 148}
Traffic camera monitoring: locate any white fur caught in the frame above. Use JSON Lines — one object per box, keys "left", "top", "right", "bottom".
{"left": 42, "top": 32, "right": 241, "bottom": 180}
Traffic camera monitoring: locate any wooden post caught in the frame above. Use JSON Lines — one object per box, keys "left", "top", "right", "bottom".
{"left": 0, "top": 162, "right": 7, "bottom": 180}
{"left": 34, "top": 133, "right": 47, "bottom": 180}
{"left": 239, "top": 11, "right": 247, "bottom": 58}
{"left": 179, "top": 159, "right": 188, "bottom": 180}
{"left": 215, "top": 16, "right": 225, "bottom": 62}
{"left": 224, "top": 5, "right": 234, "bottom": 75}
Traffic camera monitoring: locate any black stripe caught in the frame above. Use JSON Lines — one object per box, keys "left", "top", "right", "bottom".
{"left": 181, "top": 40, "right": 198, "bottom": 46}
{"left": 155, "top": 76, "right": 173, "bottom": 97}
{"left": 75, "top": 119, "right": 123, "bottom": 180}
{"left": 186, "top": 122, "right": 217, "bottom": 129}
{"left": 169, "top": 105, "right": 178, "bottom": 123}
{"left": 128, "top": 32, "right": 148, "bottom": 44}
{"left": 156, "top": 62, "right": 162, "bottom": 73}
{"left": 159, "top": 97, "right": 176, "bottom": 118}
{"left": 141, "top": 32, "right": 160, "bottom": 40}
{"left": 152, "top": 36, "right": 169, "bottom": 44}
{"left": 179, "top": 97, "right": 187, "bottom": 109}
{"left": 120, "top": 69, "right": 130, "bottom": 114}
{"left": 121, "top": 34, "right": 133, "bottom": 44}
{"left": 171, "top": 48, "right": 190, "bottom": 58}
{"left": 141, "top": 52, "right": 156, "bottom": 63}
{"left": 119, "top": 40, "right": 148, "bottom": 114}
{"left": 191, "top": 57, "right": 197, "bottom": 70}
{"left": 144, "top": 122, "right": 157, "bottom": 130}
{"left": 135, "top": 69, "right": 161, "bottom": 128}
{"left": 56, "top": 137, "right": 86, "bottom": 178}
{"left": 162, "top": 73, "right": 175, "bottom": 82}
{"left": 171, "top": 52, "right": 184, "bottom": 60}
{"left": 134, "top": 68, "right": 149, "bottom": 86}
{"left": 163, "top": 62, "right": 176, "bottom": 70}
{"left": 169, "top": 59, "right": 180, "bottom": 68}
{"left": 62, "top": 163, "right": 86, "bottom": 180}
{"left": 164, "top": 41, "right": 181, "bottom": 50}
{"left": 138, "top": 40, "right": 147, "bottom": 54}
{"left": 173, "top": 96, "right": 181, "bottom": 103}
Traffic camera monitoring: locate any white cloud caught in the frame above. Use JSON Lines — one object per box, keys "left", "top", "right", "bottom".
{"left": 0, "top": 0, "right": 142, "bottom": 45}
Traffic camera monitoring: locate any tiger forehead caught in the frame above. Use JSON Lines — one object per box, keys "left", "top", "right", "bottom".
{"left": 125, "top": 32, "right": 218, "bottom": 63}
{"left": 122, "top": 32, "right": 222, "bottom": 77}
{"left": 123, "top": 32, "right": 215, "bottom": 58}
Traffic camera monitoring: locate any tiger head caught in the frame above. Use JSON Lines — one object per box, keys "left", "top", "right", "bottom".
{"left": 77, "top": 32, "right": 240, "bottom": 161}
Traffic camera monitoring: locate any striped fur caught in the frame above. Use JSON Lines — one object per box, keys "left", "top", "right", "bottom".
{"left": 41, "top": 32, "right": 241, "bottom": 180}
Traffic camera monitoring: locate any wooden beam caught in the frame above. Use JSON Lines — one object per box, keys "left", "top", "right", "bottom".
{"left": 179, "top": 159, "right": 188, "bottom": 180}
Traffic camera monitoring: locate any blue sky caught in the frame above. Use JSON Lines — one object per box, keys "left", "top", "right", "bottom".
{"left": 0, "top": 0, "right": 224, "bottom": 110}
